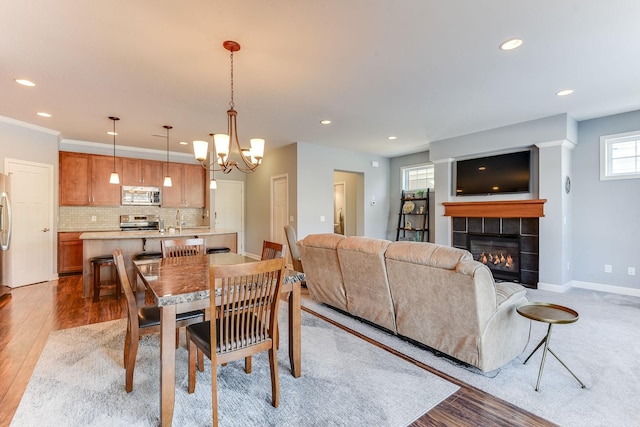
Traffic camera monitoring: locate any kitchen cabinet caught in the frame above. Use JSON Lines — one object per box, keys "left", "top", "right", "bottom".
{"left": 122, "top": 158, "right": 164, "bottom": 187}
{"left": 162, "top": 163, "right": 205, "bottom": 208}
{"left": 58, "top": 232, "right": 83, "bottom": 274}
{"left": 90, "top": 155, "right": 122, "bottom": 205}
{"left": 59, "top": 152, "right": 122, "bottom": 206}
{"left": 59, "top": 152, "right": 90, "bottom": 205}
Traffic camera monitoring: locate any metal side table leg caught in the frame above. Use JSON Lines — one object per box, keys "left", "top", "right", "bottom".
{"left": 534, "top": 324, "right": 554, "bottom": 391}
{"left": 546, "top": 346, "right": 587, "bottom": 389}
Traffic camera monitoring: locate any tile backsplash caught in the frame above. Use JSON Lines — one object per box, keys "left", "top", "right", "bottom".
{"left": 58, "top": 206, "right": 209, "bottom": 231}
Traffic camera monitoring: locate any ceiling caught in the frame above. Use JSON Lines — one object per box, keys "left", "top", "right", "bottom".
{"left": 2, "top": 1, "right": 640, "bottom": 159}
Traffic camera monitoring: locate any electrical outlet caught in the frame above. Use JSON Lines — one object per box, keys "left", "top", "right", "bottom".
{"left": 91, "top": 215, "right": 97, "bottom": 222}
{"left": 604, "top": 264, "right": 612, "bottom": 273}
{"left": 628, "top": 267, "right": 636, "bottom": 276}
{"left": 320, "top": 216, "right": 326, "bottom": 222}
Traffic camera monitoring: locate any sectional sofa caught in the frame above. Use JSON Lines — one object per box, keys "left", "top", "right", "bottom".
{"left": 298, "top": 234, "right": 531, "bottom": 372}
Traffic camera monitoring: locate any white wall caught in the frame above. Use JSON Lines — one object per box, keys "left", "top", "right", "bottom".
{"left": 572, "top": 110, "right": 640, "bottom": 293}
{"left": 295, "top": 142, "right": 390, "bottom": 240}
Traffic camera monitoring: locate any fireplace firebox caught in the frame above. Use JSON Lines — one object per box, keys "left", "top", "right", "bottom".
{"left": 467, "top": 233, "right": 520, "bottom": 282}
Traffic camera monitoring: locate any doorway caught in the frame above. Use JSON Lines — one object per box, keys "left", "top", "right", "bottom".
{"left": 213, "top": 180, "right": 244, "bottom": 254}
{"left": 271, "top": 174, "right": 288, "bottom": 248}
{"left": 5, "top": 158, "right": 54, "bottom": 287}
{"left": 333, "top": 170, "right": 364, "bottom": 236}
{"left": 333, "top": 182, "right": 345, "bottom": 234}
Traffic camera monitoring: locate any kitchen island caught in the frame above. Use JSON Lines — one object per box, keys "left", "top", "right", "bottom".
{"left": 79, "top": 229, "right": 238, "bottom": 299}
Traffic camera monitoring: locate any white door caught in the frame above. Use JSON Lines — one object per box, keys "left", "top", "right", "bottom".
{"left": 214, "top": 180, "right": 244, "bottom": 254}
{"left": 5, "top": 159, "right": 54, "bottom": 287}
{"left": 271, "top": 174, "right": 288, "bottom": 249}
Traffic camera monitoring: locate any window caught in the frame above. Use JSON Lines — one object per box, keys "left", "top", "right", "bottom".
{"left": 601, "top": 131, "right": 640, "bottom": 180}
{"left": 402, "top": 164, "right": 434, "bottom": 191}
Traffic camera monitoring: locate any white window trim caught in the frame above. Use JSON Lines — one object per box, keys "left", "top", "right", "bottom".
{"left": 600, "top": 130, "right": 640, "bottom": 181}
{"left": 401, "top": 163, "right": 434, "bottom": 191}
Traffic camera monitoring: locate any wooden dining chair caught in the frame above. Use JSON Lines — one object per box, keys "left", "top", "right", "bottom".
{"left": 112, "top": 249, "right": 204, "bottom": 393}
{"left": 161, "top": 238, "right": 205, "bottom": 258}
{"left": 261, "top": 240, "right": 287, "bottom": 261}
{"left": 283, "top": 225, "right": 304, "bottom": 273}
{"left": 186, "top": 258, "right": 286, "bottom": 427}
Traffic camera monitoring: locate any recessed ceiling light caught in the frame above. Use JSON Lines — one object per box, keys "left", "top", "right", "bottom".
{"left": 107, "top": 131, "right": 118, "bottom": 136}
{"left": 320, "top": 119, "right": 332, "bottom": 125}
{"left": 14, "top": 78, "right": 36, "bottom": 87}
{"left": 499, "top": 38, "right": 523, "bottom": 51}
{"left": 179, "top": 141, "right": 188, "bottom": 145}
{"left": 37, "top": 112, "right": 51, "bottom": 118}
{"left": 556, "top": 89, "right": 574, "bottom": 96}
{"left": 388, "top": 136, "right": 397, "bottom": 140}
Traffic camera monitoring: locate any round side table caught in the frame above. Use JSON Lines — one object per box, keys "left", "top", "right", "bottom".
{"left": 517, "top": 302, "right": 587, "bottom": 392}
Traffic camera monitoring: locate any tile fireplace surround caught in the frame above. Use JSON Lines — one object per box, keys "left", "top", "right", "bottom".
{"left": 443, "top": 200, "right": 546, "bottom": 288}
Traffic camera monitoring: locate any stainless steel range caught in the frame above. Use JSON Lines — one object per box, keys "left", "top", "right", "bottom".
{"left": 120, "top": 214, "right": 160, "bottom": 231}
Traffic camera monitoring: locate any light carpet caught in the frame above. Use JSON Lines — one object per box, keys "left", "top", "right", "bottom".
{"left": 11, "top": 305, "right": 458, "bottom": 427}
{"left": 303, "top": 288, "right": 640, "bottom": 427}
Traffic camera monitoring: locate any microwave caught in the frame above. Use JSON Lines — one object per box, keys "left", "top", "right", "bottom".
{"left": 121, "top": 186, "right": 161, "bottom": 206}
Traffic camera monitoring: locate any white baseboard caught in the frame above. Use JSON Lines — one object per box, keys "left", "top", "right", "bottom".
{"left": 538, "top": 280, "right": 640, "bottom": 297}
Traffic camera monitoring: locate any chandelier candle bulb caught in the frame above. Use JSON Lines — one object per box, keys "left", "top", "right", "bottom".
{"left": 250, "top": 138, "right": 265, "bottom": 164}
{"left": 193, "top": 140, "right": 209, "bottom": 162}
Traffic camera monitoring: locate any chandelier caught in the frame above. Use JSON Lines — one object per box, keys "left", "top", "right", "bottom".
{"left": 193, "top": 40, "right": 265, "bottom": 183}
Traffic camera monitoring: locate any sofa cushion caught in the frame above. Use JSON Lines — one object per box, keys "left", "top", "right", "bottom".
{"left": 385, "top": 241, "right": 473, "bottom": 270}
{"left": 495, "top": 281, "right": 527, "bottom": 307}
{"left": 297, "top": 234, "right": 348, "bottom": 311}
{"left": 337, "top": 237, "right": 396, "bottom": 333}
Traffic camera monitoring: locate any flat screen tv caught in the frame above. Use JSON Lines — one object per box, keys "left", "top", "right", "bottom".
{"left": 455, "top": 150, "right": 531, "bottom": 196}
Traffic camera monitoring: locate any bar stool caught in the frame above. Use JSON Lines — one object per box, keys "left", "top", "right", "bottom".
{"left": 91, "top": 255, "right": 120, "bottom": 303}
{"left": 206, "top": 247, "right": 231, "bottom": 254}
{"left": 133, "top": 252, "right": 162, "bottom": 260}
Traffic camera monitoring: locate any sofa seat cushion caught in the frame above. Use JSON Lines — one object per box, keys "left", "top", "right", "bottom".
{"left": 495, "top": 281, "right": 527, "bottom": 307}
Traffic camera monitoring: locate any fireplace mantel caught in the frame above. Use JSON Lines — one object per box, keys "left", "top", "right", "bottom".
{"left": 443, "top": 199, "right": 546, "bottom": 218}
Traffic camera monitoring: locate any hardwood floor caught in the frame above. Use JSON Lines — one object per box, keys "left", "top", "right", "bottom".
{"left": 0, "top": 275, "right": 555, "bottom": 427}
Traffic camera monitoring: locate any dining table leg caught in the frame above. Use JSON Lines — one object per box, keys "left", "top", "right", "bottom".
{"left": 288, "top": 281, "right": 301, "bottom": 378}
{"left": 160, "top": 305, "right": 177, "bottom": 427}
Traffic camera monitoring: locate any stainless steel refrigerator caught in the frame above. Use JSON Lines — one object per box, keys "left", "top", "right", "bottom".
{"left": 0, "top": 173, "right": 12, "bottom": 298}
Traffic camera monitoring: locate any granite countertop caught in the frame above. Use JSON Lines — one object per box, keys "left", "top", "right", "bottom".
{"left": 80, "top": 228, "right": 238, "bottom": 240}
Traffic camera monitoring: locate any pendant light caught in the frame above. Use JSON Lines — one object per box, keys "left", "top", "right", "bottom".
{"left": 108, "top": 116, "right": 120, "bottom": 184}
{"left": 163, "top": 125, "right": 173, "bottom": 187}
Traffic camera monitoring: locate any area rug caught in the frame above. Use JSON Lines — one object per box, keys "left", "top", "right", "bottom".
{"left": 11, "top": 306, "right": 459, "bottom": 427}
{"left": 302, "top": 288, "right": 640, "bottom": 427}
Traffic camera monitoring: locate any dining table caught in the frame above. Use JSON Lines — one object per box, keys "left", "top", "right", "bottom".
{"left": 133, "top": 252, "right": 306, "bottom": 427}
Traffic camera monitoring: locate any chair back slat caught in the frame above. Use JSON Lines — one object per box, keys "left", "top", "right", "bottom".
{"left": 161, "top": 238, "right": 205, "bottom": 258}
{"left": 212, "top": 258, "right": 285, "bottom": 355}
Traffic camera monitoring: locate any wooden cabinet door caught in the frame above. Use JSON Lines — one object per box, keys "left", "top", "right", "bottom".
{"left": 122, "top": 158, "right": 143, "bottom": 185}
{"left": 90, "top": 155, "right": 122, "bottom": 206}
{"left": 58, "top": 232, "right": 83, "bottom": 273}
{"left": 59, "top": 152, "right": 91, "bottom": 206}
{"left": 183, "top": 164, "right": 205, "bottom": 207}
{"left": 161, "top": 163, "right": 184, "bottom": 207}
{"left": 142, "top": 160, "right": 163, "bottom": 187}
